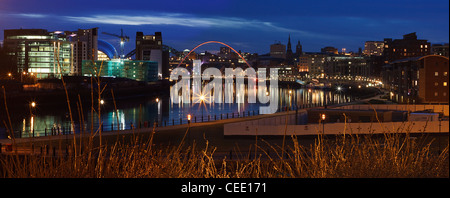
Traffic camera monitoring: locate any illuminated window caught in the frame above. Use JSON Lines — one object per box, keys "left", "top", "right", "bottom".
{"left": 435, "top": 82, "right": 439, "bottom": 86}
{"left": 445, "top": 72, "right": 448, "bottom": 76}
{"left": 444, "top": 82, "right": 448, "bottom": 87}
{"left": 435, "top": 72, "right": 439, "bottom": 76}
{"left": 444, "top": 92, "right": 447, "bottom": 96}
{"left": 435, "top": 92, "right": 438, "bottom": 96}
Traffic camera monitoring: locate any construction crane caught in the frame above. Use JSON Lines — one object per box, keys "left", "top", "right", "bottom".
{"left": 102, "top": 29, "right": 130, "bottom": 59}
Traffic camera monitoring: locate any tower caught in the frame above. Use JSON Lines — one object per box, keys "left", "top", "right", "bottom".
{"left": 285, "top": 34, "right": 294, "bottom": 65}
{"left": 295, "top": 40, "right": 302, "bottom": 57}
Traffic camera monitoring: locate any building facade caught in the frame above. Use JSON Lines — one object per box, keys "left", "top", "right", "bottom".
{"left": 270, "top": 42, "right": 286, "bottom": 59}
{"left": 384, "top": 55, "right": 448, "bottom": 104}
{"left": 383, "top": 32, "right": 430, "bottom": 63}
{"left": 3, "top": 28, "right": 99, "bottom": 78}
{"left": 135, "top": 31, "right": 163, "bottom": 79}
{"left": 321, "top": 46, "right": 338, "bottom": 54}
{"left": 298, "top": 53, "right": 327, "bottom": 78}
{"left": 324, "top": 56, "right": 370, "bottom": 80}
{"left": 3, "top": 29, "right": 73, "bottom": 79}
{"left": 431, "top": 43, "right": 449, "bottom": 58}
{"left": 82, "top": 59, "right": 158, "bottom": 82}
{"left": 363, "top": 41, "right": 384, "bottom": 56}
{"left": 67, "top": 28, "right": 98, "bottom": 75}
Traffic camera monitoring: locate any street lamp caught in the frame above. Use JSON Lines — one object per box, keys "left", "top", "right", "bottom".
{"left": 200, "top": 95, "right": 205, "bottom": 122}
{"left": 321, "top": 113, "right": 326, "bottom": 135}
{"left": 30, "top": 101, "right": 36, "bottom": 136}
{"left": 100, "top": 99, "right": 105, "bottom": 105}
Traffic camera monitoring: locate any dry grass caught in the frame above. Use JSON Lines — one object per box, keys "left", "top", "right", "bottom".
{"left": 0, "top": 130, "right": 448, "bottom": 178}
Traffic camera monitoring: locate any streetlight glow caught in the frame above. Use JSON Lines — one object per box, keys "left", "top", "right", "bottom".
{"left": 31, "top": 101, "right": 36, "bottom": 108}
{"left": 100, "top": 99, "right": 104, "bottom": 105}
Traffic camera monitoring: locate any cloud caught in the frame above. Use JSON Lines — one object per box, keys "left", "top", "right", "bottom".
{"left": 65, "top": 13, "right": 277, "bottom": 29}
{"left": 65, "top": 12, "right": 317, "bottom": 33}
{"left": 11, "top": 13, "right": 48, "bottom": 18}
{"left": 8, "top": 11, "right": 337, "bottom": 39}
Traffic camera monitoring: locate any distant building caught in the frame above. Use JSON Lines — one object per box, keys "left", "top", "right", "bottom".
{"left": 82, "top": 59, "right": 158, "bottom": 82}
{"left": 3, "top": 28, "right": 99, "bottom": 78}
{"left": 383, "top": 55, "right": 448, "bottom": 104}
{"left": 383, "top": 32, "right": 430, "bottom": 63}
{"left": 431, "top": 43, "right": 449, "bottom": 57}
{"left": 97, "top": 39, "right": 118, "bottom": 61}
{"left": 3, "top": 29, "right": 73, "bottom": 78}
{"left": 363, "top": 41, "right": 384, "bottom": 56}
{"left": 324, "top": 56, "right": 370, "bottom": 80}
{"left": 321, "top": 46, "right": 338, "bottom": 54}
{"left": 219, "top": 46, "right": 231, "bottom": 55}
{"left": 270, "top": 42, "right": 286, "bottom": 59}
{"left": 135, "top": 31, "right": 163, "bottom": 79}
{"left": 62, "top": 28, "right": 99, "bottom": 75}
{"left": 298, "top": 53, "right": 327, "bottom": 78}
{"left": 297, "top": 56, "right": 309, "bottom": 73}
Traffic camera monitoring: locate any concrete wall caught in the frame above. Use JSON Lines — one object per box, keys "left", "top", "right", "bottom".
{"left": 333, "top": 104, "right": 449, "bottom": 116}
{"left": 224, "top": 120, "right": 449, "bottom": 136}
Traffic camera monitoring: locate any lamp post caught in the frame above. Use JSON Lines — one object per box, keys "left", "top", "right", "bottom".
{"left": 187, "top": 114, "right": 191, "bottom": 144}
{"left": 200, "top": 95, "right": 205, "bottom": 122}
{"left": 30, "top": 102, "right": 36, "bottom": 137}
{"left": 321, "top": 113, "right": 326, "bottom": 135}
{"left": 439, "top": 118, "right": 442, "bottom": 153}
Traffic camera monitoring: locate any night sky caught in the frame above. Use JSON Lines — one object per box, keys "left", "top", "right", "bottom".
{"left": 1, "top": 0, "right": 449, "bottom": 55}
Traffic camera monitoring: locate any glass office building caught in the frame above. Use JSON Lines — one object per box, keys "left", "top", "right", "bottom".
{"left": 3, "top": 29, "right": 73, "bottom": 79}
{"left": 82, "top": 59, "right": 159, "bottom": 82}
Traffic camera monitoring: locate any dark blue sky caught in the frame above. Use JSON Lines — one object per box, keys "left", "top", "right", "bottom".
{"left": 1, "top": 0, "right": 449, "bottom": 54}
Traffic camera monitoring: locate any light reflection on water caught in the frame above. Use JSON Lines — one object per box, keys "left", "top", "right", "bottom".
{"left": 1, "top": 86, "right": 349, "bottom": 139}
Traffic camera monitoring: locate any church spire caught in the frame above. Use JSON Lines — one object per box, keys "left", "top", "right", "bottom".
{"left": 285, "top": 34, "right": 294, "bottom": 65}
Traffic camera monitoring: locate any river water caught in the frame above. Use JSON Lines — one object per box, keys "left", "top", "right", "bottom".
{"left": 0, "top": 85, "right": 350, "bottom": 139}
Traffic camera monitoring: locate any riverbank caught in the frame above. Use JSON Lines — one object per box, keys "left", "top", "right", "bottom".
{"left": 1, "top": 104, "right": 448, "bottom": 179}
{"left": 2, "top": 103, "right": 448, "bottom": 155}
{"left": 0, "top": 77, "right": 171, "bottom": 108}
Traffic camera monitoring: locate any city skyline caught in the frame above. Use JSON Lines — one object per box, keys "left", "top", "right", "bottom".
{"left": 1, "top": 0, "right": 449, "bottom": 54}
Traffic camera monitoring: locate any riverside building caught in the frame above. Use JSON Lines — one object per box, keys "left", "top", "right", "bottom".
{"left": 3, "top": 28, "right": 99, "bottom": 79}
